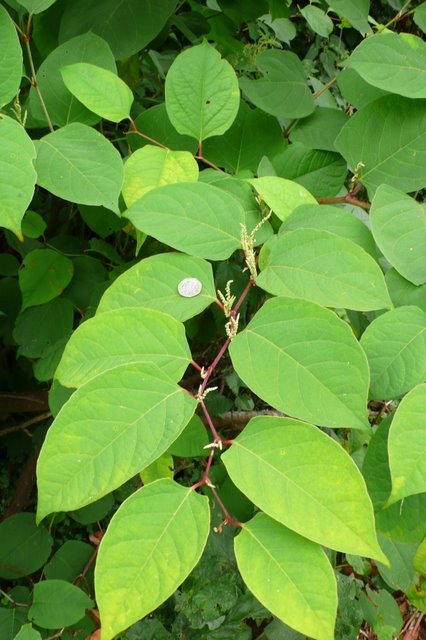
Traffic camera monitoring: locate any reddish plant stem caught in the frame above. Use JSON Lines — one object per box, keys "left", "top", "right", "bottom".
{"left": 317, "top": 195, "right": 371, "bottom": 210}
{"left": 126, "top": 117, "right": 169, "bottom": 149}
{"left": 200, "top": 399, "right": 221, "bottom": 442}
{"left": 191, "top": 359, "right": 202, "bottom": 372}
{"left": 210, "top": 486, "right": 241, "bottom": 528}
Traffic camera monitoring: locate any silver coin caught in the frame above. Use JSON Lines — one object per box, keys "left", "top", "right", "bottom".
{"left": 178, "top": 277, "right": 202, "bottom": 298}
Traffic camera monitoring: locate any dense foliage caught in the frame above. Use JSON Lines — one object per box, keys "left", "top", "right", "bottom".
{"left": 1, "top": 1, "right": 426, "bottom": 639}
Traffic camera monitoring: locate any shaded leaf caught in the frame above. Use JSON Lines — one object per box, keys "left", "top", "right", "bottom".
{"left": 0, "top": 513, "right": 52, "bottom": 579}
{"left": 0, "top": 4, "right": 22, "bottom": 108}
{"left": 18, "top": 249, "right": 74, "bottom": 310}
{"left": 127, "top": 103, "right": 197, "bottom": 153}
{"left": 386, "top": 269, "right": 426, "bottom": 312}
{"left": 290, "top": 108, "right": 349, "bottom": 152}
{"left": 29, "top": 580, "right": 93, "bottom": 629}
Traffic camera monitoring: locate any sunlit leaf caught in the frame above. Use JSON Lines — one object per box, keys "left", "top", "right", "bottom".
{"left": 0, "top": 4, "right": 22, "bottom": 108}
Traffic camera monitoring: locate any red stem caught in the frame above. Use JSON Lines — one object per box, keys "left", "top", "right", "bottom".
{"left": 317, "top": 195, "right": 371, "bottom": 210}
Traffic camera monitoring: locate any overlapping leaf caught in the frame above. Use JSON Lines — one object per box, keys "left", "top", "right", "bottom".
{"left": 0, "top": 115, "right": 37, "bottom": 240}
{"left": 96, "top": 480, "right": 210, "bottom": 640}
{"left": 360, "top": 306, "right": 426, "bottom": 400}
{"left": 248, "top": 177, "right": 317, "bottom": 221}
{"left": 165, "top": 40, "right": 240, "bottom": 143}
{"left": 325, "top": 0, "right": 371, "bottom": 34}
{"left": 35, "top": 123, "right": 123, "bottom": 211}
{"left": 370, "top": 186, "right": 426, "bottom": 286}
{"left": 257, "top": 229, "right": 390, "bottom": 311}
{"left": 0, "top": 4, "right": 22, "bottom": 109}
{"left": 289, "top": 108, "right": 349, "bottom": 152}
{"left": 386, "top": 269, "right": 426, "bottom": 312}
{"left": 55, "top": 307, "right": 191, "bottom": 388}
{"left": 97, "top": 253, "right": 216, "bottom": 321}
{"left": 335, "top": 95, "right": 426, "bottom": 196}
{"left": 18, "top": 249, "right": 74, "bottom": 310}
{"left": 223, "top": 417, "right": 385, "bottom": 560}
{"left": 388, "top": 383, "right": 426, "bottom": 504}
{"left": 235, "top": 513, "right": 337, "bottom": 640}
{"left": 125, "top": 182, "right": 245, "bottom": 260}
{"left": 122, "top": 146, "right": 199, "bottom": 207}
{"left": 229, "top": 297, "right": 370, "bottom": 429}
{"left": 37, "top": 363, "right": 196, "bottom": 519}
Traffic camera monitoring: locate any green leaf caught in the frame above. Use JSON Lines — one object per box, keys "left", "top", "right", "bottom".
{"left": 61, "top": 63, "right": 133, "bottom": 122}
{"left": 21, "top": 211, "right": 47, "bottom": 239}
{"left": 125, "top": 182, "right": 245, "bottom": 260}
{"left": 388, "top": 383, "right": 426, "bottom": 504}
{"left": 0, "top": 115, "right": 37, "bottom": 240}
{"left": 0, "top": 4, "right": 22, "bottom": 109}
{"left": 0, "top": 606, "right": 27, "bottom": 639}
{"left": 0, "top": 513, "right": 52, "bottom": 579}
{"left": 414, "top": 2, "right": 426, "bottom": 32}
{"left": 414, "top": 537, "right": 426, "bottom": 574}
{"left": 70, "top": 493, "right": 114, "bottom": 525}
{"left": 29, "top": 580, "right": 93, "bottom": 629}
{"left": 335, "top": 95, "right": 426, "bottom": 196}
{"left": 203, "top": 101, "right": 285, "bottom": 173}
{"left": 265, "top": 145, "right": 347, "bottom": 198}
{"left": 235, "top": 513, "right": 337, "bottom": 640}
{"left": 55, "top": 307, "right": 191, "bottom": 388}
{"left": 279, "top": 204, "right": 376, "bottom": 258}
{"left": 44, "top": 540, "right": 93, "bottom": 582}
{"left": 370, "top": 186, "right": 426, "bottom": 286}
{"left": 240, "top": 50, "right": 314, "bottom": 119}
{"left": 300, "top": 5, "right": 333, "bottom": 38}
{"left": 60, "top": 0, "right": 177, "bottom": 59}
{"left": 13, "top": 623, "right": 42, "bottom": 640}
{"left": 223, "top": 417, "right": 385, "bottom": 561}
{"left": 257, "top": 229, "right": 390, "bottom": 311}
{"left": 15, "top": 0, "right": 57, "bottom": 13}
{"left": 35, "top": 123, "right": 123, "bottom": 212}
{"left": 337, "top": 68, "right": 389, "bottom": 109}
{"left": 325, "top": 0, "right": 371, "bottom": 34}
{"left": 37, "top": 362, "right": 196, "bottom": 518}
{"left": 165, "top": 40, "right": 239, "bottom": 143}
{"left": 248, "top": 177, "right": 317, "bottom": 221}
{"left": 95, "top": 479, "right": 210, "bottom": 640}
{"left": 18, "top": 249, "right": 74, "bottom": 311}
{"left": 362, "top": 415, "right": 392, "bottom": 511}
{"left": 376, "top": 535, "right": 418, "bottom": 592}
{"left": 13, "top": 298, "right": 74, "bottom": 358}
{"left": 167, "top": 415, "right": 209, "bottom": 457}
{"left": 140, "top": 453, "right": 174, "bottom": 484}
{"left": 28, "top": 33, "right": 117, "bottom": 127}
{"left": 127, "top": 103, "right": 197, "bottom": 154}
{"left": 348, "top": 32, "right": 426, "bottom": 99}
{"left": 97, "top": 253, "right": 216, "bottom": 322}
{"left": 230, "top": 297, "right": 370, "bottom": 429}
{"left": 122, "top": 145, "right": 199, "bottom": 207}
{"left": 386, "top": 269, "right": 426, "bottom": 312}
{"left": 360, "top": 306, "right": 426, "bottom": 400}
{"left": 289, "top": 108, "right": 349, "bottom": 152}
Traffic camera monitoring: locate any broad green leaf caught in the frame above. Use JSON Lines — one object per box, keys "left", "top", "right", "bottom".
{"left": 13, "top": 298, "right": 74, "bottom": 358}
{"left": 414, "top": 2, "right": 426, "bottom": 32}
{"left": 240, "top": 50, "right": 314, "bottom": 119}
{"left": 18, "top": 249, "right": 74, "bottom": 311}
{"left": 360, "top": 307, "right": 426, "bottom": 400}
{"left": 235, "top": 513, "right": 336, "bottom": 640}
{"left": 377, "top": 536, "right": 418, "bottom": 592}
{"left": 388, "top": 383, "right": 426, "bottom": 504}
{"left": 125, "top": 182, "right": 245, "bottom": 260}
{"left": 248, "top": 177, "right": 317, "bottom": 221}
{"left": 414, "top": 537, "right": 426, "bottom": 574}
{"left": 370, "top": 186, "right": 426, "bottom": 286}
{"left": 69, "top": 494, "right": 114, "bottom": 525}
{"left": 229, "top": 297, "right": 370, "bottom": 430}
{"left": 122, "top": 146, "right": 199, "bottom": 207}
{"left": 28, "top": 33, "right": 117, "bottom": 127}
{"left": 95, "top": 479, "right": 210, "bottom": 640}
{"left": 300, "top": 5, "right": 333, "bottom": 38}
{"left": 29, "top": 580, "right": 93, "bottom": 629}
{"left": 37, "top": 363, "right": 196, "bottom": 519}
{"left": 218, "top": 0, "right": 269, "bottom": 24}
{"left": 0, "top": 115, "right": 36, "bottom": 240}
{"left": 257, "top": 229, "right": 390, "bottom": 311}
{"left": 265, "top": 145, "right": 347, "bottom": 198}
{"left": 55, "top": 306, "right": 191, "bottom": 388}
{"left": 44, "top": 540, "right": 93, "bottom": 582}
{"left": 325, "top": 0, "right": 371, "bottom": 34}
{"left": 13, "top": 623, "right": 42, "bottom": 640}
{"left": 21, "top": 211, "right": 46, "bottom": 239}
{"left": 127, "top": 103, "right": 197, "bottom": 153}
{"left": 290, "top": 108, "right": 349, "bottom": 152}
{"left": 35, "top": 123, "right": 123, "bottom": 212}
{"left": 223, "top": 417, "right": 385, "bottom": 561}
{"left": 386, "top": 269, "right": 426, "bottom": 312}
{"left": 362, "top": 415, "right": 392, "bottom": 511}
{"left": 165, "top": 40, "right": 239, "bottom": 143}
{"left": 140, "top": 453, "right": 174, "bottom": 484}
{"left": 59, "top": 0, "right": 177, "bottom": 59}
{"left": 167, "top": 415, "right": 209, "bottom": 457}
{"left": 203, "top": 101, "right": 285, "bottom": 173}
{"left": 279, "top": 204, "right": 376, "bottom": 257}
{"left": 337, "top": 68, "right": 389, "bottom": 109}
{"left": 15, "top": 0, "right": 57, "bottom": 13}
{"left": 348, "top": 32, "right": 426, "bottom": 99}
{"left": 0, "top": 513, "right": 52, "bottom": 579}
{"left": 61, "top": 63, "right": 133, "bottom": 122}
{"left": 0, "top": 4, "right": 22, "bottom": 108}
{"left": 97, "top": 253, "right": 216, "bottom": 321}
{"left": 335, "top": 95, "right": 426, "bottom": 196}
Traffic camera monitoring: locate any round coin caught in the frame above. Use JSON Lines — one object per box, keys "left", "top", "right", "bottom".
{"left": 177, "top": 277, "right": 203, "bottom": 298}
